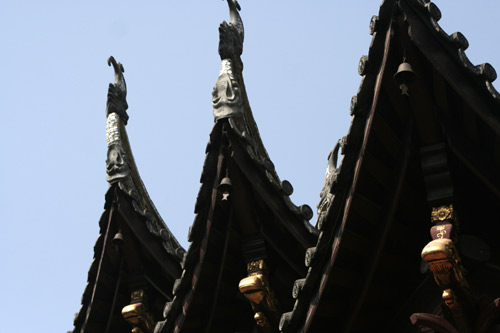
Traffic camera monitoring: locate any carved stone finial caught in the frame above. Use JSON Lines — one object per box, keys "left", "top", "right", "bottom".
{"left": 228, "top": 0, "right": 243, "bottom": 37}
{"left": 106, "top": 142, "right": 131, "bottom": 183}
{"left": 105, "top": 56, "right": 131, "bottom": 183}
{"left": 105, "top": 111, "right": 131, "bottom": 183}
{"left": 218, "top": 0, "right": 244, "bottom": 60}
{"left": 212, "top": 59, "right": 243, "bottom": 120}
{"left": 106, "top": 56, "right": 129, "bottom": 124}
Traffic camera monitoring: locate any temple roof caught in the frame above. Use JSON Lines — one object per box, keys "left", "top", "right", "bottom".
{"left": 74, "top": 0, "right": 500, "bottom": 331}
{"left": 279, "top": 0, "right": 500, "bottom": 331}
{"left": 155, "top": 0, "right": 500, "bottom": 331}
{"left": 155, "top": 1, "right": 318, "bottom": 332}
{"left": 73, "top": 57, "right": 184, "bottom": 333}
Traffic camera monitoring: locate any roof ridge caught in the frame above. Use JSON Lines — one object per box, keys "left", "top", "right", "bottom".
{"left": 105, "top": 56, "right": 184, "bottom": 258}
{"left": 211, "top": 1, "right": 315, "bottom": 222}
{"left": 405, "top": 0, "right": 500, "bottom": 105}
{"left": 212, "top": 0, "right": 270, "bottom": 162}
{"left": 279, "top": 0, "right": 398, "bottom": 329}
{"left": 156, "top": 3, "right": 318, "bottom": 332}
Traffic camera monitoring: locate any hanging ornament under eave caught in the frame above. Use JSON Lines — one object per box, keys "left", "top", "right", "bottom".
{"left": 217, "top": 176, "right": 233, "bottom": 201}
{"left": 112, "top": 230, "right": 124, "bottom": 253}
{"left": 394, "top": 60, "right": 416, "bottom": 96}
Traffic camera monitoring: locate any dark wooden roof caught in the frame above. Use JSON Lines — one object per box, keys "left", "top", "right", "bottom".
{"left": 155, "top": 117, "right": 318, "bottom": 332}
{"left": 75, "top": 0, "right": 500, "bottom": 332}
{"left": 155, "top": 2, "right": 318, "bottom": 332}
{"left": 73, "top": 58, "right": 184, "bottom": 333}
{"left": 279, "top": 0, "right": 500, "bottom": 332}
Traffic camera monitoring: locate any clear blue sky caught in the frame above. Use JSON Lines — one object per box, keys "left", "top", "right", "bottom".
{"left": 1, "top": 1, "right": 498, "bottom": 331}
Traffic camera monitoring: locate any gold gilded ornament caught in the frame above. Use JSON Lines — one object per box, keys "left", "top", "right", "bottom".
{"left": 431, "top": 204, "right": 454, "bottom": 223}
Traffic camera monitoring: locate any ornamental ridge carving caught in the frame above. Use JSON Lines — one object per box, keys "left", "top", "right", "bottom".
{"left": 106, "top": 141, "right": 132, "bottom": 183}
{"left": 212, "top": 59, "right": 243, "bottom": 120}
{"left": 212, "top": 0, "right": 245, "bottom": 120}
{"left": 106, "top": 113, "right": 130, "bottom": 183}
{"left": 106, "top": 56, "right": 129, "bottom": 124}
{"left": 318, "top": 138, "right": 344, "bottom": 219}
{"left": 103, "top": 57, "right": 180, "bottom": 258}
{"left": 106, "top": 56, "right": 131, "bottom": 184}
{"left": 218, "top": 0, "right": 243, "bottom": 60}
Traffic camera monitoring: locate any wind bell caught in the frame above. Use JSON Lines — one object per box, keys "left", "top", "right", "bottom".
{"left": 217, "top": 175, "right": 233, "bottom": 201}
{"left": 394, "top": 59, "right": 416, "bottom": 96}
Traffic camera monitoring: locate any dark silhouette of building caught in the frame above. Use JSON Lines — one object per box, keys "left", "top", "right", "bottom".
{"left": 74, "top": 1, "right": 500, "bottom": 332}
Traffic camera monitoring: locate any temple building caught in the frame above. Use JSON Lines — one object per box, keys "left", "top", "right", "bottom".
{"left": 73, "top": 0, "right": 500, "bottom": 332}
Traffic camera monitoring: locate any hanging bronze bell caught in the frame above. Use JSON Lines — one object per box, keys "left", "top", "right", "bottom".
{"left": 217, "top": 176, "right": 233, "bottom": 194}
{"left": 394, "top": 61, "right": 416, "bottom": 84}
{"left": 112, "top": 231, "right": 124, "bottom": 254}
{"left": 113, "top": 231, "right": 124, "bottom": 246}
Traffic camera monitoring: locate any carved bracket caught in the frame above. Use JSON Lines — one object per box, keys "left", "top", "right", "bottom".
{"left": 238, "top": 260, "right": 280, "bottom": 330}
{"left": 417, "top": 204, "right": 473, "bottom": 332}
{"left": 421, "top": 237, "right": 468, "bottom": 292}
{"left": 122, "top": 289, "right": 155, "bottom": 333}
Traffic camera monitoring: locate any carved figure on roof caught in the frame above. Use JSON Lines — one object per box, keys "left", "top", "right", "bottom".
{"left": 106, "top": 56, "right": 129, "bottom": 124}
{"left": 218, "top": 0, "right": 244, "bottom": 60}
{"left": 212, "top": 59, "right": 243, "bottom": 119}
{"left": 318, "top": 139, "right": 342, "bottom": 214}
{"left": 105, "top": 56, "right": 132, "bottom": 183}
{"left": 106, "top": 141, "right": 131, "bottom": 183}
{"left": 213, "top": 0, "right": 245, "bottom": 120}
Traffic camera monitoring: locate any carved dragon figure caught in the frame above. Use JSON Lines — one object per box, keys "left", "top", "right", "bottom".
{"left": 218, "top": 0, "right": 244, "bottom": 60}
{"left": 318, "top": 137, "right": 347, "bottom": 217}
{"left": 106, "top": 56, "right": 129, "bottom": 124}
{"left": 105, "top": 56, "right": 131, "bottom": 183}
{"left": 212, "top": 0, "right": 245, "bottom": 120}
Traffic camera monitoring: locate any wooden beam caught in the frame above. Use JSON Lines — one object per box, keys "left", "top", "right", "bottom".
{"left": 80, "top": 206, "right": 114, "bottom": 333}
{"left": 229, "top": 138, "right": 316, "bottom": 250}
{"left": 205, "top": 208, "right": 234, "bottom": 333}
{"left": 116, "top": 191, "right": 181, "bottom": 278}
{"left": 440, "top": 118, "right": 500, "bottom": 201}
{"left": 342, "top": 117, "right": 413, "bottom": 332}
{"left": 303, "top": 12, "right": 397, "bottom": 332}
